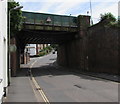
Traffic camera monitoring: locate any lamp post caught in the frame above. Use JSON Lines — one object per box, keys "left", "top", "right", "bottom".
{"left": 8, "top": 6, "right": 23, "bottom": 85}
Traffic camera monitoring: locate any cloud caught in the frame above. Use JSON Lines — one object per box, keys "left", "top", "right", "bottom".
{"left": 16, "top": 0, "right": 88, "bottom": 2}
{"left": 91, "top": 2, "right": 118, "bottom": 23}
{"left": 36, "top": 0, "right": 87, "bottom": 15}
{"left": 19, "top": 0, "right": 119, "bottom": 24}
{"left": 16, "top": 0, "right": 119, "bottom": 2}
{"left": 51, "top": 2, "right": 81, "bottom": 15}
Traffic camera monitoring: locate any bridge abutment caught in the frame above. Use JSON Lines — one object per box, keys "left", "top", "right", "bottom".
{"left": 10, "top": 37, "right": 20, "bottom": 77}
{"left": 57, "top": 15, "right": 90, "bottom": 71}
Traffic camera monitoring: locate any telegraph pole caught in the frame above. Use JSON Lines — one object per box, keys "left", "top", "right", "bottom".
{"left": 90, "top": 0, "right": 93, "bottom": 25}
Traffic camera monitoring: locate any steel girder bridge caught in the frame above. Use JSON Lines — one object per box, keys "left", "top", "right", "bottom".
{"left": 17, "top": 11, "right": 78, "bottom": 52}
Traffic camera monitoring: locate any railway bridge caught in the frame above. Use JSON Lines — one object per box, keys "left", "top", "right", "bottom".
{"left": 11, "top": 11, "right": 90, "bottom": 76}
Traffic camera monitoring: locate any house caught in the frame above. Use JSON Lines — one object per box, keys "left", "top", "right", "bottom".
{"left": 118, "top": 1, "right": 120, "bottom": 20}
{"left": 0, "top": 0, "right": 8, "bottom": 103}
{"left": 26, "top": 44, "right": 48, "bottom": 56}
{"left": 26, "top": 44, "right": 37, "bottom": 56}
{"left": 20, "top": 44, "right": 49, "bottom": 64}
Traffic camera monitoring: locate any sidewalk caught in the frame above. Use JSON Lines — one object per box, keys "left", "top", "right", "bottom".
{"left": 4, "top": 77, "right": 37, "bottom": 102}
{"left": 3, "top": 54, "right": 53, "bottom": 103}
{"left": 78, "top": 71, "right": 119, "bottom": 83}
{"left": 52, "top": 62, "right": 119, "bottom": 83}
{"left": 3, "top": 64, "right": 44, "bottom": 103}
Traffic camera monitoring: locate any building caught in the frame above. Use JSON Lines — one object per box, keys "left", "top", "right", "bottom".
{"left": 20, "top": 44, "right": 48, "bottom": 64}
{"left": 26, "top": 44, "right": 48, "bottom": 56}
{"left": 118, "top": 1, "right": 120, "bottom": 20}
{"left": 26, "top": 44, "right": 37, "bottom": 56}
{"left": 0, "top": 0, "right": 8, "bottom": 103}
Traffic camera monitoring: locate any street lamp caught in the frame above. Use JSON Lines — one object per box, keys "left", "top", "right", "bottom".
{"left": 8, "top": 6, "right": 23, "bottom": 85}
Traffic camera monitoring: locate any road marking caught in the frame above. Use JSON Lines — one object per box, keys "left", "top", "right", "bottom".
{"left": 29, "top": 78, "right": 42, "bottom": 103}
{"left": 29, "top": 58, "right": 50, "bottom": 104}
{"left": 30, "top": 60, "right": 38, "bottom": 68}
{"left": 32, "top": 77, "right": 50, "bottom": 104}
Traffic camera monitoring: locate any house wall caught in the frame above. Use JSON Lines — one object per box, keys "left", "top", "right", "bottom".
{"left": 26, "top": 44, "right": 48, "bottom": 56}
{"left": 27, "top": 44, "right": 36, "bottom": 56}
{"left": 0, "top": 0, "right": 8, "bottom": 103}
{"left": 118, "top": 1, "right": 120, "bottom": 17}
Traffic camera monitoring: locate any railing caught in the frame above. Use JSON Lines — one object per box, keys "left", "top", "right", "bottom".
{"left": 22, "top": 11, "right": 78, "bottom": 27}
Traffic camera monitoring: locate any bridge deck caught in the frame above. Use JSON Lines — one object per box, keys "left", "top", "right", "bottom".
{"left": 22, "top": 11, "right": 78, "bottom": 32}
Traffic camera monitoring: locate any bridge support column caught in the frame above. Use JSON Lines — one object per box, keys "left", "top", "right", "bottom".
{"left": 57, "top": 44, "right": 67, "bottom": 66}
{"left": 57, "top": 15, "right": 90, "bottom": 71}
{"left": 10, "top": 37, "right": 20, "bottom": 77}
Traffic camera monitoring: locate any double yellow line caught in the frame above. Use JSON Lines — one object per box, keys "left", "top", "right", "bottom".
{"left": 29, "top": 59, "right": 50, "bottom": 104}
{"left": 32, "top": 77, "right": 50, "bottom": 104}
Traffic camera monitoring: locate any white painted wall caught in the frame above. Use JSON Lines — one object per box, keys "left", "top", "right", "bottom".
{"left": 118, "top": 1, "right": 120, "bottom": 20}
{"left": 0, "top": 0, "right": 8, "bottom": 103}
{"left": 26, "top": 44, "right": 36, "bottom": 56}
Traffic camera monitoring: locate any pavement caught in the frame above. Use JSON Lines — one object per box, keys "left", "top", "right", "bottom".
{"left": 4, "top": 77, "right": 37, "bottom": 103}
{"left": 3, "top": 61, "right": 44, "bottom": 103}
{"left": 3, "top": 53, "right": 119, "bottom": 103}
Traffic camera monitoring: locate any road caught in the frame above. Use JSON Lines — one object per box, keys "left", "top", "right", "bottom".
{"left": 29, "top": 53, "right": 119, "bottom": 102}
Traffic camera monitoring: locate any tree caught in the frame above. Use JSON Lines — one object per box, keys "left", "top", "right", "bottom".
{"left": 50, "top": 44, "right": 58, "bottom": 51}
{"left": 100, "top": 13, "right": 116, "bottom": 24}
{"left": 8, "top": 1, "right": 23, "bottom": 37}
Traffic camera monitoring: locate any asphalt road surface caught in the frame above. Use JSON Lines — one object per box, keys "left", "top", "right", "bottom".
{"left": 29, "top": 53, "right": 119, "bottom": 103}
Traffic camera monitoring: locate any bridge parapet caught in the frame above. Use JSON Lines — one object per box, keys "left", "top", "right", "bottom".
{"left": 22, "top": 11, "right": 78, "bottom": 32}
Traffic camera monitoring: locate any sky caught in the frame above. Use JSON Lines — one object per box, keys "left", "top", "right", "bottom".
{"left": 16, "top": 0, "right": 119, "bottom": 24}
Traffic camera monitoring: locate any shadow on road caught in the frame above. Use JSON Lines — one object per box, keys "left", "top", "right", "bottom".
{"left": 18, "top": 61, "right": 112, "bottom": 83}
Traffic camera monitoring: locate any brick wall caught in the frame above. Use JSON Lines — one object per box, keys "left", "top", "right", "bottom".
{"left": 57, "top": 15, "right": 90, "bottom": 71}
{"left": 57, "top": 16, "right": 119, "bottom": 74}
{"left": 88, "top": 24, "right": 119, "bottom": 74}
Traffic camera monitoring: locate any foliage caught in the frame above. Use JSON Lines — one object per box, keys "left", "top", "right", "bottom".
{"left": 99, "top": 13, "right": 120, "bottom": 27}
{"left": 39, "top": 46, "right": 52, "bottom": 57}
{"left": 39, "top": 51, "right": 47, "bottom": 57}
{"left": 8, "top": 1, "right": 23, "bottom": 37}
{"left": 31, "top": 46, "right": 53, "bottom": 57}
{"left": 50, "top": 44, "right": 58, "bottom": 51}
{"left": 44, "top": 46, "right": 52, "bottom": 51}
{"left": 100, "top": 13, "right": 116, "bottom": 23}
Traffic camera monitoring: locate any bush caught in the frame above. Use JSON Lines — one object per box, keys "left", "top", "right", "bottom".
{"left": 39, "top": 51, "right": 47, "bottom": 56}
{"left": 99, "top": 13, "right": 120, "bottom": 27}
{"left": 38, "top": 46, "right": 53, "bottom": 57}
{"left": 100, "top": 13, "right": 116, "bottom": 23}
